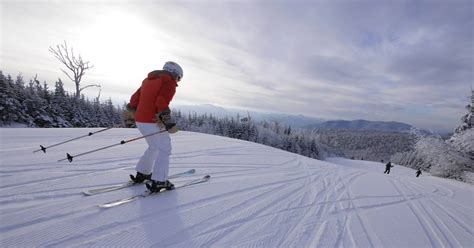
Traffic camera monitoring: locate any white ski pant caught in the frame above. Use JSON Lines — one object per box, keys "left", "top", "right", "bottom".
{"left": 135, "top": 122, "right": 171, "bottom": 182}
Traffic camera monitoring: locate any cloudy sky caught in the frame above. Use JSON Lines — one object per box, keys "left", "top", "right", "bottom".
{"left": 1, "top": 0, "right": 473, "bottom": 132}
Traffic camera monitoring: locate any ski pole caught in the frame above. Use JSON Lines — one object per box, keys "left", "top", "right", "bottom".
{"left": 58, "top": 129, "right": 167, "bottom": 163}
{"left": 33, "top": 127, "right": 114, "bottom": 153}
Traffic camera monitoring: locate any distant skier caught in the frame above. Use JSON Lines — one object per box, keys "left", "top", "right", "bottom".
{"left": 384, "top": 162, "right": 394, "bottom": 174}
{"left": 416, "top": 169, "right": 422, "bottom": 177}
{"left": 127, "top": 61, "right": 183, "bottom": 193}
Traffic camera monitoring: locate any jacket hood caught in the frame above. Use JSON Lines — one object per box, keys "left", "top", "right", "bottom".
{"left": 147, "top": 70, "right": 171, "bottom": 80}
{"left": 146, "top": 70, "right": 178, "bottom": 86}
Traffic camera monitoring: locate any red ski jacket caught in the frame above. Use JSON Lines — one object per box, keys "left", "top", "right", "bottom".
{"left": 129, "top": 70, "right": 178, "bottom": 123}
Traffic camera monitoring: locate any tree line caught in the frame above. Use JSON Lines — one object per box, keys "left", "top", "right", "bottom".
{"left": 0, "top": 71, "right": 122, "bottom": 127}
{"left": 174, "top": 112, "right": 320, "bottom": 159}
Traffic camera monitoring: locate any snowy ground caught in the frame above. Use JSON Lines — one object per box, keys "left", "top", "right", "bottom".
{"left": 0, "top": 128, "right": 473, "bottom": 247}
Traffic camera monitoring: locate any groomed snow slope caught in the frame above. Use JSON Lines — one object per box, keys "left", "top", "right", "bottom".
{"left": 0, "top": 128, "right": 473, "bottom": 247}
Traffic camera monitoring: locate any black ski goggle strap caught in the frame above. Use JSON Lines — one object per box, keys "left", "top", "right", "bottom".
{"left": 171, "top": 71, "right": 182, "bottom": 82}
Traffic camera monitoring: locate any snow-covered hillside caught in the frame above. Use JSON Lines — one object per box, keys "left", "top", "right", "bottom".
{"left": 1, "top": 128, "right": 473, "bottom": 247}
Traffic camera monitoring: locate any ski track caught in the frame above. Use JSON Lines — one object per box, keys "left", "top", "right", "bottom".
{"left": 339, "top": 171, "right": 382, "bottom": 248}
{"left": 388, "top": 178, "right": 443, "bottom": 247}
{"left": 193, "top": 173, "right": 321, "bottom": 246}
{"left": 189, "top": 182, "right": 303, "bottom": 246}
{"left": 0, "top": 165, "right": 133, "bottom": 194}
{"left": 396, "top": 177, "right": 471, "bottom": 247}
{"left": 322, "top": 171, "right": 365, "bottom": 247}
{"left": 1, "top": 130, "right": 473, "bottom": 247}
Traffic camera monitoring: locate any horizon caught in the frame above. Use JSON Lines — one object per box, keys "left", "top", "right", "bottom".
{"left": 1, "top": 0, "right": 473, "bottom": 132}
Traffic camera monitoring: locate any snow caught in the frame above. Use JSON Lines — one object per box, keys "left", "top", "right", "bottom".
{"left": 1, "top": 122, "right": 29, "bottom": 128}
{"left": 1, "top": 128, "right": 473, "bottom": 247}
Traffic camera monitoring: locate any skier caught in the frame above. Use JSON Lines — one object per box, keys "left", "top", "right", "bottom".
{"left": 127, "top": 61, "right": 183, "bottom": 193}
{"left": 384, "top": 162, "right": 394, "bottom": 174}
{"left": 416, "top": 169, "right": 422, "bottom": 177}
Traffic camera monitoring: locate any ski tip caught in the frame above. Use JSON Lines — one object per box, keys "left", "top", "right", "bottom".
{"left": 82, "top": 191, "right": 93, "bottom": 196}
{"left": 204, "top": 175, "right": 211, "bottom": 179}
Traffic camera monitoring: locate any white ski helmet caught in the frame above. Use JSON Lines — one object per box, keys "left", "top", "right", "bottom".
{"left": 163, "top": 61, "right": 183, "bottom": 81}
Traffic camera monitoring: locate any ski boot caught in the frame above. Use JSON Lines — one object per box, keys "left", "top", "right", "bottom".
{"left": 146, "top": 180, "right": 175, "bottom": 193}
{"left": 130, "top": 172, "right": 152, "bottom": 184}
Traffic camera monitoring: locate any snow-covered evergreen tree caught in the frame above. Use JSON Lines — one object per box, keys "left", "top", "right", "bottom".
{"left": 455, "top": 90, "right": 473, "bottom": 133}
{"left": 0, "top": 71, "right": 23, "bottom": 124}
{"left": 50, "top": 79, "right": 71, "bottom": 127}
{"left": 23, "top": 77, "right": 53, "bottom": 127}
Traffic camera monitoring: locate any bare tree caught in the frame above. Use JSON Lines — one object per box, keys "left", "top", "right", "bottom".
{"left": 49, "top": 41, "right": 100, "bottom": 100}
{"left": 95, "top": 85, "right": 102, "bottom": 102}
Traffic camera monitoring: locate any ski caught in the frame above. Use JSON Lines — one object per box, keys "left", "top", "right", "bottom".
{"left": 98, "top": 175, "right": 210, "bottom": 208}
{"left": 82, "top": 169, "right": 196, "bottom": 196}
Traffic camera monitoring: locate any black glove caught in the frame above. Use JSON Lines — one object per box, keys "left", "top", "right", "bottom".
{"left": 156, "top": 108, "right": 176, "bottom": 131}
{"left": 126, "top": 103, "right": 136, "bottom": 112}
{"left": 123, "top": 103, "right": 136, "bottom": 128}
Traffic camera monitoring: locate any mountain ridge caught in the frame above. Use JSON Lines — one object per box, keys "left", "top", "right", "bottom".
{"left": 306, "top": 119, "right": 414, "bottom": 132}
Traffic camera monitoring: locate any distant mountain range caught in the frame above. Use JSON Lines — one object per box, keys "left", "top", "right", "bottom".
{"left": 173, "top": 104, "right": 420, "bottom": 133}
{"left": 304, "top": 119, "right": 414, "bottom": 132}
